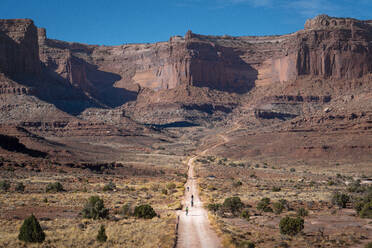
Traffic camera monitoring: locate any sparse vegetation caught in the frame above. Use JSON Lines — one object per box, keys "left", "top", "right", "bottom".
{"left": 331, "top": 192, "right": 350, "bottom": 208}
{"left": 45, "top": 182, "right": 64, "bottom": 193}
{"left": 359, "top": 201, "right": 372, "bottom": 218}
{"left": 297, "top": 207, "right": 308, "bottom": 217}
{"left": 96, "top": 224, "right": 107, "bottom": 243}
{"left": 223, "top": 196, "right": 244, "bottom": 216}
{"left": 18, "top": 214, "right": 45, "bottom": 243}
{"left": 207, "top": 203, "right": 222, "bottom": 214}
{"left": 15, "top": 182, "right": 25, "bottom": 192}
{"left": 241, "top": 209, "right": 250, "bottom": 220}
{"left": 0, "top": 180, "right": 10, "bottom": 192}
{"left": 134, "top": 204, "right": 157, "bottom": 219}
{"left": 121, "top": 202, "right": 132, "bottom": 217}
{"left": 257, "top": 197, "right": 273, "bottom": 212}
{"left": 103, "top": 181, "right": 116, "bottom": 191}
{"left": 82, "top": 196, "right": 109, "bottom": 219}
{"left": 365, "top": 242, "right": 372, "bottom": 248}
{"left": 279, "top": 216, "right": 304, "bottom": 236}
{"left": 273, "top": 201, "right": 285, "bottom": 214}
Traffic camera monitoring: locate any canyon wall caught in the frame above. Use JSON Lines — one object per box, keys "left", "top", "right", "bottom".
{"left": 0, "top": 19, "right": 41, "bottom": 76}
{"left": 0, "top": 15, "right": 372, "bottom": 122}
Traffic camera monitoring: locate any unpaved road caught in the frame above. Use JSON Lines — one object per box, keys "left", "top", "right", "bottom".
{"left": 176, "top": 156, "right": 221, "bottom": 248}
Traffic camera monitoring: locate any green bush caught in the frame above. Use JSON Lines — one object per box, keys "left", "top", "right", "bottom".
{"left": 166, "top": 182, "right": 176, "bottom": 190}
{"left": 103, "top": 181, "right": 116, "bottom": 192}
{"left": 297, "top": 207, "right": 308, "bottom": 217}
{"left": 15, "top": 182, "right": 25, "bottom": 192}
{"left": 241, "top": 209, "right": 250, "bottom": 220}
{"left": 45, "top": 182, "right": 64, "bottom": 193}
{"left": 348, "top": 180, "right": 365, "bottom": 193}
{"left": 223, "top": 197, "right": 244, "bottom": 216}
{"left": 272, "top": 186, "right": 281, "bottom": 192}
{"left": 331, "top": 192, "right": 350, "bottom": 208}
{"left": 18, "top": 214, "right": 45, "bottom": 243}
{"left": 273, "top": 201, "right": 285, "bottom": 214}
{"left": 207, "top": 203, "right": 222, "bottom": 214}
{"left": 134, "top": 204, "right": 157, "bottom": 219}
{"left": 257, "top": 198, "right": 273, "bottom": 212}
{"left": 360, "top": 201, "right": 372, "bottom": 218}
{"left": 96, "top": 225, "right": 107, "bottom": 243}
{"left": 290, "top": 168, "right": 296, "bottom": 172}
{"left": 0, "top": 180, "right": 10, "bottom": 192}
{"left": 279, "top": 216, "right": 304, "bottom": 236}
{"left": 82, "top": 196, "right": 109, "bottom": 219}
{"left": 365, "top": 242, "right": 372, "bottom": 248}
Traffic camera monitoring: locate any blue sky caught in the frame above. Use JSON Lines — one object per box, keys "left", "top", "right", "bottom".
{"left": 1, "top": 0, "right": 372, "bottom": 45}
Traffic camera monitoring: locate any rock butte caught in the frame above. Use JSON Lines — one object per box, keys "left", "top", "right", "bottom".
{"left": 0, "top": 14, "right": 372, "bottom": 163}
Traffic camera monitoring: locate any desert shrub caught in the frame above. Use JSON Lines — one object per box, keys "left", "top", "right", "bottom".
{"left": 257, "top": 197, "right": 273, "bottom": 212}
{"left": 96, "top": 225, "right": 107, "bottom": 242}
{"left": 331, "top": 192, "right": 350, "bottom": 208}
{"left": 103, "top": 181, "right": 116, "bottom": 192}
{"left": 134, "top": 204, "right": 157, "bottom": 219}
{"left": 161, "top": 188, "right": 168, "bottom": 195}
{"left": 82, "top": 196, "right": 109, "bottom": 219}
{"left": 297, "top": 207, "right": 309, "bottom": 217}
{"left": 150, "top": 183, "right": 160, "bottom": 192}
{"left": 272, "top": 186, "right": 281, "bottom": 192}
{"left": 0, "top": 180, "right": 10, "bottom": 192}
{"left": 45, "top": 182, "right": 64, "bottom": 193}
{"left": 290, "top": 168, "right": 296, "bottom": 172}
{"left": 207, "top": 203, "right": 222, "bottom": 214}
{"left": 238, "top": 241, "right": 255, "bottom": 248}
{"left": 360, "top": 201, "right": 372, "bottom": 218}
{"left": 347, "top": 180, "right": 364, "bottom": 193}
{"left": 223, "top": 196, "right": 244, "bottom": 216}
{"left": 18, "top": 214, "right": 45, "bottom": 243}
{"left": 233, "top": 180, "right": 243, "bottom": 187}
{"left": 241, "top": 209, "right": 250, "bottom": 220}
{"left": 279, "top": 216, "right": 304, "bottom": 236}
{"left": 365, "top": 242, "right": 372, "bottom": 248}
{"left": 273, "top": 201, "right": 285, "bottom": 214}
{"left": 121, "top": 203, "right": 132, "bottom": 217}
{"left": 15, "top": 182, "right": 25, "bottom": 192}
{"left": 166, "top": 182, "right": 176, "bottom": 190}
{"left": 278, "top": 241, "right": 290, "bottom": 248}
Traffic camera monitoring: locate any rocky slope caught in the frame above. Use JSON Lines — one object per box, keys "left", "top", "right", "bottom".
{"left": 0, "top": 15, "right": 372, "bottom": 163}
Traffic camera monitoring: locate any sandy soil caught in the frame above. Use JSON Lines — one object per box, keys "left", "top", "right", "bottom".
{"left": 176, "top": 156, "right": 221, "bottom": 248}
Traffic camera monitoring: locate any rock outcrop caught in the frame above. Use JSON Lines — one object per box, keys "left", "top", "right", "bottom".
{"left": 1, "top": 15, "right": 372, "bottom": 126}
{"left": 0, "top": 19, "right": 41, "bottom": 76}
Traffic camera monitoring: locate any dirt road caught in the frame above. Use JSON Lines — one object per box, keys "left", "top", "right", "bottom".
{"left": 176, "top": 156, "right": 221, "bottom": 248}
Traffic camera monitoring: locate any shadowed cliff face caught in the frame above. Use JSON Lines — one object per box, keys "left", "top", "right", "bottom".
{"left": 0, "top": 19, "right": 41, "bottom": 76}
{"left": 1, "top": 15, "right": 372, "bottom": 121}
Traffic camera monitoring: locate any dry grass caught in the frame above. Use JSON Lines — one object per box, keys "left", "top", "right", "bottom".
{"left": 0, "top": 150, "right": 187, "bottom": 247}
{"left": 195, "top": 155, "right": 372, "bottom": 248}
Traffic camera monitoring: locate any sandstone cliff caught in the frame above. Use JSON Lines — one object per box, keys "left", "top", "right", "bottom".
{"left": 0, "top": 19, "right": 41, "bottom": 76}
{"left": 1, "top": 15, "right": 372, "bottom": 126}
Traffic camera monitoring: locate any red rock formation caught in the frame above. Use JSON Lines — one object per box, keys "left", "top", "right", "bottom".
{"left": 0, "top": 19, "right": 41, "bottom": 76}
